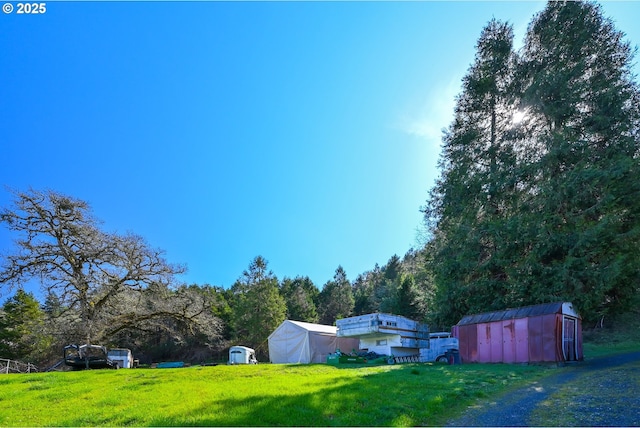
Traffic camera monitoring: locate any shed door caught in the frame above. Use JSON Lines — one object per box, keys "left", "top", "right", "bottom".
{"left": 563, "top": 317, "right": 577, "bottom": 361}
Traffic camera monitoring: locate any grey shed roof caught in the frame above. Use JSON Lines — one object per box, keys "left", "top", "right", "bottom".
{"left": 457, "top": 302, "right": 577, "bottom": 326}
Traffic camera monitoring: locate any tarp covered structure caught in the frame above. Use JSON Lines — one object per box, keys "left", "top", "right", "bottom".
{"left": 453, "top": 302, "right": 583, "bottom": 363}
{"left": 268, "top": 320, "right": 360, "bottom": 364}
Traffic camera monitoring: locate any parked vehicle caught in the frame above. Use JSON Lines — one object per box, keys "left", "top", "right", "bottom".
{"left": 228, "top": 346, "right": 258, "bottom": 364}
{"left": 63, "top": 344, "right": 118, "bottom": 370}
{"left": 420, "top": 332, "right": 460, "bottom": 363}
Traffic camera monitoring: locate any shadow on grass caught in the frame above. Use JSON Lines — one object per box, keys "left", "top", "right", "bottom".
{"left": 140, "top": 364, "right": 509, "bottom": 427}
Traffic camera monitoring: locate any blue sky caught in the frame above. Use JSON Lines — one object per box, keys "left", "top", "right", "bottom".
{"left": 1, "top": 1, "right": 639, "bottom": 295}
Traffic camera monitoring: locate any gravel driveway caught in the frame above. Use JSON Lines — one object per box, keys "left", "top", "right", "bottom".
{"left": 447, "top": 351, "right": 640, "bottom": 427}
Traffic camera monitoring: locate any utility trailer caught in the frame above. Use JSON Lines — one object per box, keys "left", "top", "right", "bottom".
{"left": 228, "top": 346, "right": 258, "bottom": 365}
{"left": 63, "top": 344, "right": 119, "bottom": 370}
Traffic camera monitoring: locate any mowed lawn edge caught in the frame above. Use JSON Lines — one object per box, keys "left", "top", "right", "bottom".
{"left": 0, "top": 362, "right": 552, "bottom": 427}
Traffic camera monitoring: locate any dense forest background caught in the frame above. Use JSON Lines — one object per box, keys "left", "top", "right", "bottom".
{"left": 2, "top": 1, "right": 639, "bottom": 366}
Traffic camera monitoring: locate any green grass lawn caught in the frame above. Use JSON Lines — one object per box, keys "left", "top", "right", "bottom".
{"left": 582, "top": 312, "right": 640, "bottom": 359}
{"left": 0, "top": 362, "right": 548, "bottom": 427}
{"left": 4, "top": 320, "right": 639, "bottom": 428}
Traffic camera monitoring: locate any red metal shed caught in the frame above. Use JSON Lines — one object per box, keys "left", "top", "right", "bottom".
{"left": 452, "top": 302, "right": 583, "bottom": 363}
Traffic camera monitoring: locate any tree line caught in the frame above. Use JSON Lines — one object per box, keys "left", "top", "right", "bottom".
{"left": 1, "top": 1, "right": 639, "bottom": 366}
{"left": 0, "top": 188, "right": 433, "bottom": 365}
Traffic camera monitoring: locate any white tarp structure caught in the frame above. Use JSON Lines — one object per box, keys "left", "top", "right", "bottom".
{"left": 268, "top": 320, "right": 359, "bottom": 364}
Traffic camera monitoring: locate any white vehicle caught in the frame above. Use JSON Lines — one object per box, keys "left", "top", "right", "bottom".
{"left": 420, "top": 332, "right": 459, "bottom": 363}
{"left": 228, "top": 346, "right": 258, "bottom": 365}
{"left": 107, "top": 348, "right": 134, "bottom": 369}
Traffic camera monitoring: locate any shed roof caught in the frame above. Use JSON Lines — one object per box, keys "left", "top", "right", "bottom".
{"left": 457, "top": 302, "right": 579, "bottom": 326}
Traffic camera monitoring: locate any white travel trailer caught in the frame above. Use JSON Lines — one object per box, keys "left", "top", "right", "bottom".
{"left": 228, "top": 346, "right": 258, "bottom": 365}
{"left": 336, "top": 313, "right": 429, "bottom": 358}
{"left": 336, "top": 313, "right": 459, "bottom": 363}
{"left": 107, "top": 348, "right": 134, "bottom": 369}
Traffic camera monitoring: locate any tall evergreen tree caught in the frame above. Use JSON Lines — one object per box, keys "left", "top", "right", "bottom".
{"left": 280, "top": 276, "right": 319, "bottom": 323}
{"left": 516, "top": 0, "right": 640, "bottom": 321}
{"left": 377, "top": 255, "right": 402, "bottom": 314}
{"left": 396, "top": 275, "right": 422, "bottom": 321}
{"left": 425, "top": 2, "right": 640, "bottom": 326}
{"left": 402, "top": 248, "right": 436, "bottom": 324}
{"left": 352, "top": 273, "right": 377, "bottom": 316}
{"left": 317, "top": 266, "right": 354, "bottom": 325}
{"left": 0, "top": 289, "right": 50, "bottom": 361}
{"left": 425, "top": 19, "right": 518, "bottom": 326}
{"left": 230, "top": 256, "right": 286, "bottom": 354}
{"left": 352, "top": 264, "right": 385, "bottom": 315}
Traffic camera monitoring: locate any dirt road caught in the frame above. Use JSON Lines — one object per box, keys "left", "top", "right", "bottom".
{"left": 447, "top": 351, "right": 640, "bottom": 427}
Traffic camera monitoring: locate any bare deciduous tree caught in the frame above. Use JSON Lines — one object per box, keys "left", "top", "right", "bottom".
{"left": 0, "top": 188, "right": 221, "bottom": 347}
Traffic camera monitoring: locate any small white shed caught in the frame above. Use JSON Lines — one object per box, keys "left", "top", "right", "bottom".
{"left": 228, "top": 346, "right": 258, "bottom": 364}
{"left": 268, "top": 320, "right": 359, "bottom": 364}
